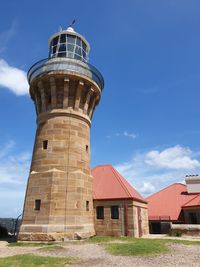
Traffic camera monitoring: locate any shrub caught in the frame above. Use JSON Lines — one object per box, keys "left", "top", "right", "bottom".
{"left": 169, "top": 229, "right": 182, "bottom": 237}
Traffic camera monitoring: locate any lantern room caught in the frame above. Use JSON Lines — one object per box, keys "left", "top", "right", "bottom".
{"left": 48, "top": 27, "right": 90, "bottom": 62}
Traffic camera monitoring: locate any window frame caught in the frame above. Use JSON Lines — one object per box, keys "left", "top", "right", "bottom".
{"left": 86, "top": 200, "right": 89, "bottom": 211}
{"left": 111, "top": 205, "right": 119, "bottom": 219}
{"left": 35, "top": 199, "right": 41, "bottom": 211}
{"left": 96, "top": 206, "right": 104, "bottom": 220}
{"left": 43, "top": 140, "right": 48, "bottom": 150}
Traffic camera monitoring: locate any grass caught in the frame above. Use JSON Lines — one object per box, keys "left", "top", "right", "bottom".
{"left": 105, "top": 239, "right": 169, "bottom": 256}
{"left": 0, "top": 254, "right": 75, "bottom": 267}
{"left": 5, "top": 236, "right": 200, "bottom": 259}
{"left": 89, "top": 236, "right": 200, "bottom": 256}
{"left": 89, "top": 235, "right": 135, "bottom": 243}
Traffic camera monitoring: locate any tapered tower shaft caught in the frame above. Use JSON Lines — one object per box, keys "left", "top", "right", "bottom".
{"left": 18, "top": 27, "right": 104, "bottom": 241}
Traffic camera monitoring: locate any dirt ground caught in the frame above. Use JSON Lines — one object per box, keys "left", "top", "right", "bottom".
{"left": 0, "top": 239, "right": 200, "bottom": 267}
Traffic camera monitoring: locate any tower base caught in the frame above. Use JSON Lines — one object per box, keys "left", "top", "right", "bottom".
{"left": 18, "top": 224, "right": 95, "bottom": 241}
{"left": 19, "top": 168, "right": 95, "bottom": 241}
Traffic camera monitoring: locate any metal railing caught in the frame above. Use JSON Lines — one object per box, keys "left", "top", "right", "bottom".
{"left": 27, "top": 58, "right": 104, "bottom": 90}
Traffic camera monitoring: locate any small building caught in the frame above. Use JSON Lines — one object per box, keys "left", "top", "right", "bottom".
{"left": 147, "top": 176, "right": 200, "bottom": 234}
{"left": 92, "top": 165, "right": 149, "bottom": 237}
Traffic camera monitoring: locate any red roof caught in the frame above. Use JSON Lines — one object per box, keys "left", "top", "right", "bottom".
{"left": 182, "top": 194, "right": 200, "bottom": 208}
{"left": 92, "top": 165, "right": 147, "bottom": 203}
{"left": 146, "top": 183, "right": 200, "bottom": 221}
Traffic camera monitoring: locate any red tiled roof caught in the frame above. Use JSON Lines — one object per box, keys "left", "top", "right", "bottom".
{"left": 92, "top": 165, "right": 147, "bottom": 203}
{"left": 146, "top": 183, "right": 200, "bottom": 221}
{"left": 182, "top": 194, "right": 200, "bottom": 207}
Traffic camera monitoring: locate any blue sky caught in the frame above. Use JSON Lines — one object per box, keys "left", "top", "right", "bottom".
{"left": 1, "top": 0, "right": 200, "bottom": 217}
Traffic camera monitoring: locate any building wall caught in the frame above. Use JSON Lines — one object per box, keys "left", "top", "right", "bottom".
{"left": 93, "top": 199, "right": 148, "bottom": 237}
{"left": 185, "top": 177, "right": 200, "bottom": 193}
{"left": 132, "top": 201, "right": 149, "bottom": 237}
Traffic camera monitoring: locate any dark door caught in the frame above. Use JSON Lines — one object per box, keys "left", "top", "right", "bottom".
{"left": 150, "top": 222, "right": 161, "bottom": 234}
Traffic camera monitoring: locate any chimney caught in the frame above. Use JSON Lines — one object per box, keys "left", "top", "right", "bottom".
{"left": 185, "top": 175, "right": 200, "bottom": 193}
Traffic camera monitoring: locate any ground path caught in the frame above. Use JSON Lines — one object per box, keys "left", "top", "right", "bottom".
{"left": 0, "top": 236, "right": 200, "bottom": 267}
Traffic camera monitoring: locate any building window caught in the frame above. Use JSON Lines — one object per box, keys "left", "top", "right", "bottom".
{"left": 43, "top": 140, "right": 48, "bottom": 150}
{"left": 35, "top": 199, "right": 41, "bottom": 211}
{"left": 86, "top": 201, "right": 89, "bottom": 211}
{"left": 96, "top": 206, "right": 104, "bottom": 219}
{"left": 86, "top": 145, "right": 88, "bottom": 152}
{"left": 111, "top": 206, "right": 119, "bottom": 219}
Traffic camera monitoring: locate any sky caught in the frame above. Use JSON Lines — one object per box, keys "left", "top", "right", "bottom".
{"left": 1, "top": 0, "right": 200, "bottom": 217}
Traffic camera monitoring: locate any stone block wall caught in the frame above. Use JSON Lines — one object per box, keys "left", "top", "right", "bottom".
{"left": 94, "top": 199, "right": 149, "bottom": 237}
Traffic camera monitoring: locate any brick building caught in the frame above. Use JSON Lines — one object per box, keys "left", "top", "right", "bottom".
{"left": 92, "top": 165, "right": 149, "bottom": 237}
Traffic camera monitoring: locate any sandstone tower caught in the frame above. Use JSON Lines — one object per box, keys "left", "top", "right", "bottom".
{"left": 18, "top": 26, "right": 104, "bottom": 241}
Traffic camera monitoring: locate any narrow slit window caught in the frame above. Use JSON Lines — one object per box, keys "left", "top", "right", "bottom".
{"left": 43, "top": 140, "right": 48, "bottom": 150}
{"left": 35, "top": 199, "right": 41, "bottom": 211}
{"left": 86, "top": 201, "right": 89, "bottom": 211}
{"left": 86, "top": 145, "right": 88, "bottom": 152}
{"left": 96, "top": 206, "right": 104, "bottom": 219}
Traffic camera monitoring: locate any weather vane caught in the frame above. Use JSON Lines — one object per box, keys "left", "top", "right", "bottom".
{"left": 68, "top": 19, "right": 76, "bottom": 28}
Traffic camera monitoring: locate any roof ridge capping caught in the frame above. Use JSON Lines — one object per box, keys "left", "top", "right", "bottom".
{"left": 111, "top": 166, "right": 132, "bottom": 198}
{"left": 91, "top": 164, "right": 112, "bottom": 172}
{"left": 182, "top": 193, "right": 200, "bottom": 207}
{"left": 93, "top": 164, "right": 113, "bottom": 167}
{"left": 111, "top": 165, "right": 147, "bottom": 203}
{"left": 92, "top": 165, "right": 147, "bottom": 203}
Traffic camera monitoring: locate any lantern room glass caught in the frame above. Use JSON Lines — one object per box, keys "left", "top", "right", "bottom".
{"left": 49, "top": 33, "right": 88, "bottom": 62}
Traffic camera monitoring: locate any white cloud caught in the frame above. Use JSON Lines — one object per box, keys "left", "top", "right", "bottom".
{"left": 115, "top": 145, "right": 200, "bottom": 197}
{"left": 0, "top": 141, "right": 31, "bottom": 217}
{"left": 0, "top": 59, "right": 29, "bottom": 95}
{"left": 140, "top": 182, "right": 155, "bottom": 195}
{"left": 108, "top": 131, "right": 137, "bottom": 139}
{"left": 145, "top": 145, "right": 200, "bottom": 170}
{"left": 123, "top": 131, "right": 137, "bottom": 139}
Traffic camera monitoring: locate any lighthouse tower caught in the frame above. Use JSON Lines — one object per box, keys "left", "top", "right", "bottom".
{"left": 18, "top": 26, "right": 104, "bottom": 241}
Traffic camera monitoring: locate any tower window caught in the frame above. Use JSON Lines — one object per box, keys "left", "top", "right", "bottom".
{"left": 59, "top": 43, "right": 66, "bottom": 52}
{"left": 52, "top": 36, "right": 59, "bottom": 46}
{"left": 60, "top": 34, "right": 66, "bottom": 43}
{"left": 111, "top": 206, "right": 119, "bottom": 219}
{"left": 96, "top": 206, "right": 104, "bottom": 219}
{"left": 67, "top": 35, "right": 75, "bottom": 44}
{"left": 86, "top": 145, "right": 88, "bottom": 152}
{"left": 35, "top": 199, "right": 41, "bottom": 211}
{"left": 86, "top": 201, "right": 89, "bottom": 211}
{"left": 43, "top": 140, "right": 48, "bottom": 150}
